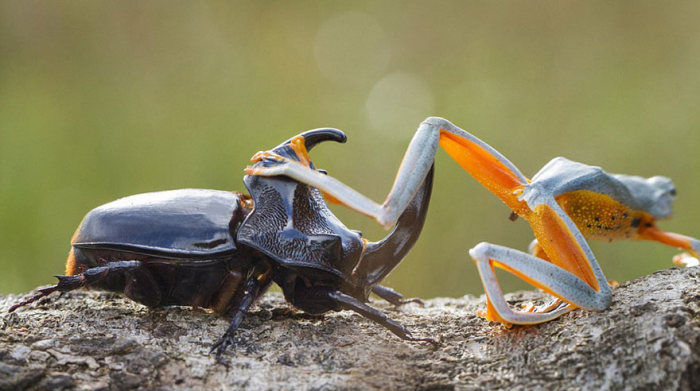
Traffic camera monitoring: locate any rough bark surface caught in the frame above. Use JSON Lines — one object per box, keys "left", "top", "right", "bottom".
{"left": 1, "top": 267, "right": 698, "bottom": 390}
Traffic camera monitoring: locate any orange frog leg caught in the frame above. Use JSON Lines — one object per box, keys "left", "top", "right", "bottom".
{"left": 635, "top": 221, "right": 700, "bottom": 267}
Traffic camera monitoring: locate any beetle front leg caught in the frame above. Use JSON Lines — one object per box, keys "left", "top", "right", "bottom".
{"left": 210, "top": 273, "right": 271, "bottom": 365}
{"left": 8, "top": 260, "right": 143, "bottom": 313}
{"left": 327, "top": 291, "right": 437, "bottom": 344}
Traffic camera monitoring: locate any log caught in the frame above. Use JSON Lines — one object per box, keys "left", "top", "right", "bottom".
{"left": 1, "top": 267, "right": 698, "bottom": 390}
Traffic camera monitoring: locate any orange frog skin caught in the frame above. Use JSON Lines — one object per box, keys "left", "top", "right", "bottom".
{"left": 555, "top": 190, "right": 643, "bottom": 242}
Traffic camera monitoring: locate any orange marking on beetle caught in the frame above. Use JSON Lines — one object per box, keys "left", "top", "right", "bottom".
{"left": 213, "top": 271, "right": 243, "bottom": 314}
{"left": 288, "top": 135, "right": 312, "bottom": 167}
{"left": 351, "top": 238, "right": 371, "bottom": 278}
{"left": 65, "top": 248, "right": 78, "bottom": 276}
{"left": 238, "top": 193, "right": 254, "bottom": 211}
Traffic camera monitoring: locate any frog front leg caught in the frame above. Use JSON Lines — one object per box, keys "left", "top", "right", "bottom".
{"left": 635, "top": 222, "right": 700, "bottom": 267}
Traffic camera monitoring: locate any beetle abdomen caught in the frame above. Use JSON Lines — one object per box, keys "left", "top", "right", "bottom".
{"left": 72, "top": 189, "right": 246, "bottom": 257}
{"left": 63, "top": 189, "right": 254, "bottom": 309}
{"left": 69, "top": 246, "right": 245, "bottom": 308}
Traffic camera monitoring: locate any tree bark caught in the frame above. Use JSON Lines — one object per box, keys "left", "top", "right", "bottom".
{"left": 1, "top": 267, "right": 698, "bottom": 390}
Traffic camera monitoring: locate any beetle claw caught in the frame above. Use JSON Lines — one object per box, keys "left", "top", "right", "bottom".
{"left": 210, "top": 336, "right": 234, "bottom": 367}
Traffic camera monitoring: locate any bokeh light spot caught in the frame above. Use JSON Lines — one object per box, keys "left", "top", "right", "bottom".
{"left": 365, "top": 72, "right": 435, "bottom": 137}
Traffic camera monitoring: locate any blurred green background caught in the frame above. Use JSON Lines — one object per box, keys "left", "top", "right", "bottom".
{"left": 1, "top": 1, "right": 698, "bottom": 298}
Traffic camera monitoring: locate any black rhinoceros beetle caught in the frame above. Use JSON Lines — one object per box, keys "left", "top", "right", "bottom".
{"left": 10, "top": 129, "right": 435, "bottom": 361}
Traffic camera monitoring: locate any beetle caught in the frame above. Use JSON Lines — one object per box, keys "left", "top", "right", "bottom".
{"left": 9, "top": 129, "right": 436, "bottom": 362}
{"left": 247, "top": 116, "right": 700, "bottom": 326}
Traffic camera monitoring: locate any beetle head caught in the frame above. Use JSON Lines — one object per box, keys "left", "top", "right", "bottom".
{"left": 239, "top": 130, "right": 432, "bottom": 306}
{"left": 238, "top": 128, "right": 363, "bottom": 284}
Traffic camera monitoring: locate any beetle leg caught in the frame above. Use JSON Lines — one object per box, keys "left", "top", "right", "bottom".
{"left": 327, "top": 291, "right": 437, "bottom": 345}
{"left": 371, "top": 285, "right": 424, "bottom": 307}
{"left": 210, "top": 273, "right": 271, "bottom": 365}
{"left": 8, "top": 261, "right": 142, "bottom": 313}
{"left": 8, "top": 285, "right": 60, "bottom": 313}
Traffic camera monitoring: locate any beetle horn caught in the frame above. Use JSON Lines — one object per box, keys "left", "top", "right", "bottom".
{"left": 301, "top": 128, "right": 347, "bottom": 150}
{"left": 354, "top": 164, "right": 434, "bottom": 286}
{"left": 274, "top": 128, "right": 347, "bottom": 152}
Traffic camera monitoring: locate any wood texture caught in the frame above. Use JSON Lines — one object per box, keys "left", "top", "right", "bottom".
{"left": 1, "top": 267, "right": 698, "bottom": 390}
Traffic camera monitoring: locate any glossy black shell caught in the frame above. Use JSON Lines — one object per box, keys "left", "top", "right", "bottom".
{"left": 72, "top": 189, "right": 244, "bottom": 258}
{"left": 67, "top": 189, "right": 252, "bottom": 309}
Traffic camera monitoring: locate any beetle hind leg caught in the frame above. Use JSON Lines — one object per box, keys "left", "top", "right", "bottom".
{"left": 9, "top": 260, "right": 144, "bottom": 313}
{"left": 8, "top": 285, "right": 60, "bottom": 313}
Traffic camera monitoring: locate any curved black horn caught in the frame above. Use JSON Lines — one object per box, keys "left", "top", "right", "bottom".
{"left": 301, "top": 128, "right": 347, "bottom": 150}
{"left": 274, "top": 128, "right": 347, "bottom": 152}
